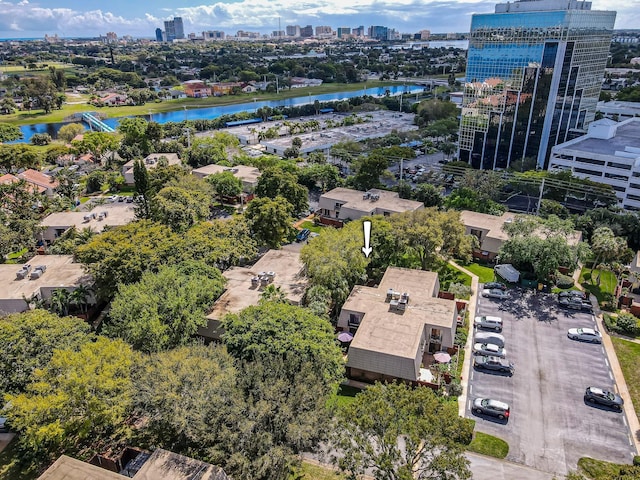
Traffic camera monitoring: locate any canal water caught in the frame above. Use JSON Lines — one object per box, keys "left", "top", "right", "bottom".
{"left": 16, "top": 84, "right": 424, "bottom": 143}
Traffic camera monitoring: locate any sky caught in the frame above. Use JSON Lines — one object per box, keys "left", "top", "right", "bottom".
{"left": 0, "top": 0, "right": 637, "bottom": 39}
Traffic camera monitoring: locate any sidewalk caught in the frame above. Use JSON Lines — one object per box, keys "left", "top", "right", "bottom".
{"left": 448, "top": 260, "right": 479, "bottom": 417}
{"left": 593, "top": 306, "right": 640, "bottom": 455}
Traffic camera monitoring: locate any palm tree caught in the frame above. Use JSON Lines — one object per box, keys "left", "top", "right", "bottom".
{"left": 260, "top": 284, "right": 287, "bottom": 304}
{"left": 69, "top": 285, "right": 93, "bottom": 314}
{"left": 49, "top": 288, "right": 71, "bottom": 316}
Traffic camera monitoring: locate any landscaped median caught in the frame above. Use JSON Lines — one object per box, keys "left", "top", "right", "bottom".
{"left": 576, "top": 457, "right": 640, "bottom": 479}
{"left": 611, "top": 337, "right": 640, "bottom": 420}
{"left": 466, "top": 430, "right": 509, "bottom": 459}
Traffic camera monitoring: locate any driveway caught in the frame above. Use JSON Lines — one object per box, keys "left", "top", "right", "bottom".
{"left": 467, "top": 287, "right": 636, "bottom": 476}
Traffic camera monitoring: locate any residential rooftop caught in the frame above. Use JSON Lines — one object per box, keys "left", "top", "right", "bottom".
{"left": 191, "top": 164, "right": 261, "bottom": 189}
{"left": 133, "top": 448, "right": 229, "bottom": 480}
{"left": 346, "top": 267, "right": 455, "bottom": 364}
{"left": 37, "top": 455, "right": 124, "bottom": 480}
{"left": 200, "top": 248, "right": 307, "bottom": 338}
{"left": 40, "top": 204, "right": 136, "bottom": 234}
{"left": 0, "top": 255, "right": 91, "bottom": 303}
{"left": 322, "top": 187, "right": 424, "bottom": 215}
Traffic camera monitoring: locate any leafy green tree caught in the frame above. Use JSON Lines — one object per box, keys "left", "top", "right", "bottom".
{"left": 255, "top": 167, "right": 308, "bottom": 216}
{"left": 297, "top": 164, "right": 341, "bottom": 192}
{"left": 57, "top": 123, "right": 84, "bottom": 143}
{"left": 0, "top": 310, "right": 93, "bottom": 398}
{"left": 415, "top": 183, "right": 443, "bottom": 207}
{"left": 4, "top": 337, "right": 136, "bottom": 462}
{"left": 152, "top": 185, "right": 211, "bottom": 232}
{"left": 222, "top": 302, "right": 344, "bottom": 387}
{"left": 186, "top": 133, "right": 239, "bottom": 168}
{"left": 133, "top": 344, "right": 240, "bottom": 460}
{"left": 444, "top": 187, "right": 507, "bottom": 215}
{"left": 590, "top": 226, "right": 628, "bottom": 268}
{"left": 350, "top": 152, "right": 388, "bottom": 191}
{"left": 133, "top": 159, "right": 152, "bottom": 218}
{"left": 207, "top": 171, "right": 243, "bottom": 202}
{"left": 331, "top": 383, "right": 473, "bottom": 480}
{"left": 75, "top": 220, "right": 183, "bottom": 298}
{"left": 71, "top": 131, "right": 118, "bottom": 159}
{"left": 415, "top": 99, "right": 458, "bottom": 127}
{"left": 260, "top": 284, "right": 288, "bottom": 304}
{"left": 391, "top": 208, "right": 472, "bottom": 271}
{"left": 0, "top": 122, "right": 23, "bottom": 142}
{"left": 245, "top": 196, "right": 295, "bottom": 248}
{"left": 30, "top": 133, "right": 51, "bottom": 146}
{"left": 48, "top": 288, "right": 71, "bottom": 316}
{"left": 107, "top": 261, "right": 225, "bottom": 353}
{"left": 118, "top": 117, "right": 152, "bottom": 157}
{"left": 182, "top": 218, "right": 258, "bottom": 270}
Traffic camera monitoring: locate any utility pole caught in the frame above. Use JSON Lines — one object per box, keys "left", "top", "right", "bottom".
{"left": 535, "top": 177, "right": 545, "bottom": 216}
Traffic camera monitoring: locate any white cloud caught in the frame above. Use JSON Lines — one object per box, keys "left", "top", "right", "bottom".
{"left": 0, "top": 0, "right": 637, "bottom": 37}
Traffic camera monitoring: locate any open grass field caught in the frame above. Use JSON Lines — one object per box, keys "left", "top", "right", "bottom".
{"left": 463, "top": 262, "right": 495, "bottom": 284}
{"left": 611, "top": 337, "right": 640, "bottom": 420}
{"left": 2, "top": 80, "right": 398, "bottom": 126}
{"left": 579, "top": 268, "right": 617, "bottom": 304}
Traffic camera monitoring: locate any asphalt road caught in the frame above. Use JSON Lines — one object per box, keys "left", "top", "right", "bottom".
{"left": 468, "top": 287, "right": 636, "bottom": 476}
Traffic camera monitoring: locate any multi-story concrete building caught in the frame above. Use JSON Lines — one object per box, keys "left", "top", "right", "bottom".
{"left": 315, "top": 25, "right": 333, "bottom": 36}
{"left": 164, "top": 17, "right": 184, "bottom": 42}
{"left": 300, "top": 25, "right": 314, "bottom": 37}
{"left": 459, "top": 0, "right": 616, "bottom": 170}
{"left": 155, "top": 28, "right": 163, "bottom": 42}
{"left": 203, "top": 30, "right": 225, "bottom": 41}
{"left": 286, "top": 25, "right": 300, "bottom": 37}
{"left": 368, "top": 25, "right": 389, "bottom": 40}
{"left": 548, "top": 117, "right": 640, "bottom": 210}
{"left": 337, "top": 27, "right": 351, "bottom": 38}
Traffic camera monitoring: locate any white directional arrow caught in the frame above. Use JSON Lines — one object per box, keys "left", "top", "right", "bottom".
{"left": 362, "top": 220, "right": 372, "bottom": 258}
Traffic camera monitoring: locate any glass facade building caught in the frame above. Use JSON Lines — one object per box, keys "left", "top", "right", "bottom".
{"left": 459, "top": 0, "right": 615, "bottom": 170}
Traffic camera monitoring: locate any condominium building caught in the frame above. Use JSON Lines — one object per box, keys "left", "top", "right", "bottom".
{"left": 548, "top": 117, "right": 640, "bottom": 210}
{"left": 286, "top": 25, "right": 301, "bottom": 37}
{"left": 459, "top": 0, "right": 616, "bottom": 170}
{"left": 164, "top": 17, "right": 185, "bottom": 42}
{"left": 300, "top": 25, "right": 314, "bottom": 38}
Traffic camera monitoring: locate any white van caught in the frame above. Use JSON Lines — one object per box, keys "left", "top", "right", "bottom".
{"left": 474, "top": 331, "right": 505, "bottom": 348}
{"left": 495, "top": 264, "right": 520, "bottom": 283}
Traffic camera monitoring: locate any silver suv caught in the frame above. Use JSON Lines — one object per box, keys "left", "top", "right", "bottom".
{"left": 473, "top": 398, "right": 510, "bottom": 420}
{"left": 474, "top": 315, "right": 503, "bottom": 332}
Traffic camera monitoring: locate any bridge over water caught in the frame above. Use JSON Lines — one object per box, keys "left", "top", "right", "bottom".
{"left": 81, "top": 112, "right": 115, "bottom": 132}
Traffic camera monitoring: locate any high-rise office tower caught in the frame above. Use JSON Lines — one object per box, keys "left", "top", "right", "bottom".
{"left": 286, "top": 25, "right": 301, "bottom": 37}
{"left": 155, "top": 28, "right": 163, "bottom": 42}
{"left": 458, "top": 0, "right": 615, "bottom": 170}
{"left": 300, "top": 25, "right": 314, "bottom": 37}
{"left": 164, "top": 16, "right": 185, "bottom": 42}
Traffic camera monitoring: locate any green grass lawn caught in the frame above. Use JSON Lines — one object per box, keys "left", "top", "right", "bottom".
{"left": 329, "top": 385, "right": 361, "bottom": 410}
{"left": 299, "top": 221, "right": 322, "bottom": 234}
{"left": 611, "top": 337, "right": 640, "bottom": 420}
{"left": 579, "top": 268, "right": 617, "bottom": 304}
{"left": 466, "top": 432, "right": 509, "bottom": 459}
{"left": 577, "top": 457, "right": 633, "bottom": 480}
{"left": 288, "top": 461, "right": 346, "bottom": 480}
{"left": 7, "top": 248, "right": 27, "bottom": 260}
{"left": 3, "top": 80, "right": 398, "bottom": 126}
{"left": 464, "top": 262, "right": 495, "bottom": 284}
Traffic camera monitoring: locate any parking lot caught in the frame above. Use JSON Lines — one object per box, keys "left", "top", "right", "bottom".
{"left": 467, "top": 287, "right": 636, "bottom": 476}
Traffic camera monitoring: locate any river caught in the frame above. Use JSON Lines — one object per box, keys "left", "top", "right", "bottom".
{"left": 16, "top": 84, "right": 424, "bottom": 143}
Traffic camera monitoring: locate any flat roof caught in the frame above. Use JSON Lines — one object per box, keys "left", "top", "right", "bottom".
{"left": 556, "top": 117, "right": 640, "bottom": 157}
{"left": 0, "top": 255, "right": 91, "bottom": 301}
{"left": 122, "top": 153, "right": 181, "bottom": 170}
{"left": 347, "top": 267, "right": 456, "bottom": 359}
{"left": 191, "top": 164, "right": 261, "bottom": 184}
{"left": 322, "top": 187, "right": 423, "bottom": 213}
{"left": 40, "top": 204, "right": 136, "bottom": 233}
{"left": 205, "top": 248, "right": 307, "bottom": 321}
{"left": 37, "top": 455, "right": 125, "bottom": 480}
{"left": 134, "top": 448, "right": 228, "bottom": 480}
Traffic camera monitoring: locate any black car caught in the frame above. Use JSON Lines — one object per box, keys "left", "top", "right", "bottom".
{"left": 559, "top": 297, "right": 593, "bottom": 311}
{"left": 484, "top": 282, "right": 507, "bottom": 291}
{"left": 473, "top": 355, "right": 514, "bottom": 375}
{"left": 584, "top": 387, "right": 624, "bottom": 410}
{"left": 558, "top": 290, "right": 588, "bottom": 300}
{"left": 296, "top": 228, "right": 311, "bottom": 242}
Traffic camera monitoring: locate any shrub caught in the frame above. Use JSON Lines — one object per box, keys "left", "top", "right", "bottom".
{"left": 616, "top": 313, "right": 640, "bottom": 336}
{"left": 455, "top": 328, "right": 468, "bottom": 346}
{"left": 448, "top": 282, "right": 472, "bottom": 299}
{"left": 555, "top": 274, "right": 575, "bottom": 289}
{"left": 633, "top": 455, "right": 640, "bottom": 467}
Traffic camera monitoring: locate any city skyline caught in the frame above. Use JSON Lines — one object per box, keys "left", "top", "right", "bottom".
{"left": 0, "top": 0, "right": 637, "bottom": 39}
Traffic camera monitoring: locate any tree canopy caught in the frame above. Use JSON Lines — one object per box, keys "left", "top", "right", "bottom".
{"left": 245, "top": 196, "right": 295, "bottom": 248}
{"left": 107, "top": 261, "right": 226, "bottom": 352}
{"left": 332, "top": 382, "right": 473, "bottom": 480}
{"left": 255, "top": 167, "right": 308, "bottom": 215}
{"left": 0, "top": 122, "right": 23, "bottom": 142}
{"left": 0, "top": 310, "right": 93, "bottom": 398}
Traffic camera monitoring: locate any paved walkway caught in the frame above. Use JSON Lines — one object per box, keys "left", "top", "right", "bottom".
{"left": 0, "top": 433, "right": 15, "bottom": 454}
{"left": 467, "top": 452, "right": 555, "bottom": 480}
{"left": 449, "top": 260, "right": 479, "bottom": 417}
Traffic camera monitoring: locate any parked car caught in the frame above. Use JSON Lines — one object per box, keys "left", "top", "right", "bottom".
{"left": 473, "top": 342, "right": 507, "bottom": 358}
{"left": 567, "top": 327, "right": 602, "bottom": 343}
{"left": 0, "top": 416, "right": 7, "bottom": 432}
{"left": 558, "top": 290, "right": 588, "bottom": 300}
{"left": 584, "top": 387, "right": 624, "bottom": 410}
{"left": 473, "top": 398, "right": 511, "bottom": 420}
{"left": 474, "top": 331, "right": 505, "bottom": 348}
{"left": 296, "top": 228, "right": 311, "bottom": 242}
{"left": 482, "top": 288, "right": 509, "bottom": 300}
{"left": 474, "top": 315, "right": 503, "bottom": 332}
{"left": 559, "top": 297, "right": 592, "bottom": 311}
{"left": 474, "top": 355, "right": 514, "bottom": 374}
{"left": 484, "top": 282, "right": 507, "bottom": 291}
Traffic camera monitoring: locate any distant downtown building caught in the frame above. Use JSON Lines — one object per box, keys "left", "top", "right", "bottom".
{"left": 458, "top": 0, "right": 616, "bottom": 170}
{"left": 155, "top": 28, "right": 163, "bottom": 42}
{"left": 164, "top": 16, "right": 185, "bottom": 42}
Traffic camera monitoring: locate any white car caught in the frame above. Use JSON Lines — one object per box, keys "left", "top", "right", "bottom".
{"left": 567, "top": 327, "right": 602, "bottom": 343}
{"left": 482, "top": 288, "right": 509, "bottom": 300}
{"left": 474, "top": 315, "right": 503, "bottom": 331}
{"left": 473, "top": 342, "right": 507, "bottom": 358}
